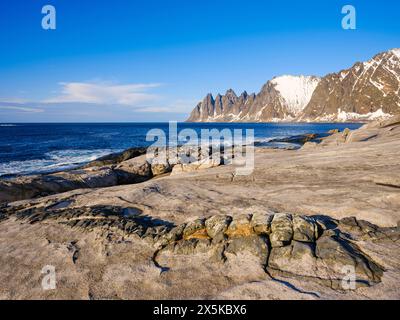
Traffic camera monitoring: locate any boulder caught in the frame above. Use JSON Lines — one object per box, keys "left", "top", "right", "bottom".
{"left": 270, "top": 213, "right": 293, "bottom": 247}
{"left": 183, "top": 218, "right": 208, "bottom": 240}
{"left": 315, "top": 235, "right": 383, "bottom": 287}
{"left": 170, "top": 157, "right": 221, "bottom": 176}
{"left": 7, "top": 204, "right": 387, "bottom": 290}
{"left": 268, "top": 235, "right": 384, "bottom": 288}
{"left": 225, "top": 214, "right": 253, "bottom": 238}
{"left": 205, "top": 215, "right": 232, "bottom": 241}
{"left": 150, "top": 161, "right": 171, "bottom": 176}
{"left": 114, "top": 155, "right": 152, "bottom": 184}
{"left": 292, "top": 215, "right": 319, "bottom": 242}
{"left": 251, "top": 212, "right": 273, "bottom": 235}
{"left": 268, "top": 241, "right": 318, "bottom": 278}
{"left": 84, "top": 147, "right": 147, "bottom": 167}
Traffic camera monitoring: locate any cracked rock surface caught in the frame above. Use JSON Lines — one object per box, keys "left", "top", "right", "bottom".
{"left": 1, "top": 203, "right": 397, "bottom": 299}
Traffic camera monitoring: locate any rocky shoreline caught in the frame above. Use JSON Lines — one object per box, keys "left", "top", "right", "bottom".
{"left": 0, "top": 131, "right": 331, "bottom": 203}
{"left": 0, "top": 116, "right": 399, "bottom": 299}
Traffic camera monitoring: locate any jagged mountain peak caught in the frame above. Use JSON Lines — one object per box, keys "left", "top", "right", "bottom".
{"left": 186, "top": 49, "right": 400, "bottom": 123}
{"left": 225, "top": 88, "right": 237, "bottom": 96}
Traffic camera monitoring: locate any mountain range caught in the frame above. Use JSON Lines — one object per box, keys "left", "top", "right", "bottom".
{"left": 186, "top": 49, "right": 400, "bottom": 122}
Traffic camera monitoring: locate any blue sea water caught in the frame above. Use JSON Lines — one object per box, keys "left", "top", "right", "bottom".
{"left": 0, "top": 122, "right": 363, "bottom": 177}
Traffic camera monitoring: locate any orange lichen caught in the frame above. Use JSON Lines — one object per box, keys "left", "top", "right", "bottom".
{"left": 184, "top": 228, "right": 211, "bottom": 240}
{"left": 225, "top": 224, "right": 254, "bottom": 238}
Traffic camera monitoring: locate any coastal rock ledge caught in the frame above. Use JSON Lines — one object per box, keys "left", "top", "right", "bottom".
{"left": 2, "top": 203, "right": 397, "bottom": 291}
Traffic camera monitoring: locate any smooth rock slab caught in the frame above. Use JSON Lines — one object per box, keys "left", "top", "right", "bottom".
{"left": 225, "top": 235, "right": 269, "bottom": 265}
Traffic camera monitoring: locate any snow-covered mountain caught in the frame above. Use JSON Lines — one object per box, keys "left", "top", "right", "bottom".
{"left": 300, "top": 49, "right": 400, "bottom": 122}
{"left": 270, "top": 75, "right": 320, "bottom": 116}
{"left": 186, "top": 49, "right": 400, "bottom": 122}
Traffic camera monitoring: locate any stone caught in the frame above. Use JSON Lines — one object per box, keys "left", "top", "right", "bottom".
{"left": 151, "top": 162, "right": 171, "bottom": 176}
{"left": 270, "top": 213, "right": 293, "bottom": 247}
{"left": 170, "top": 157, "right": 221, "bottom": 176}
{"left": 84, "top": 147, "right": 147, "bottom": 167}
{"left": 115, "top": 155, "right": 152, "bottom": 184}
{"left": 292, "top": 215, "right": 318, "bottom": 242}
{"left": 268, "top": 241, "right": 318, "bottom": 279}
{"left": 182, "top": 218, "right": 208, "bottom": 240}
{"left": 225, "top": 235, "right": 269, "bottom": 265}
{"left": 205, "top": 215, "right": 232, "bottom": 239}
{"left": 315, "top": 235, "right": 383, "bottom": 286}
{"left": 148, "top": 152, "right": 172, "bottom": 176}
{"left": 225, "top": 214, "right": 253, "bottom": 238}
{"left": 251, "top": 212, "right": 273, "bottom": 235}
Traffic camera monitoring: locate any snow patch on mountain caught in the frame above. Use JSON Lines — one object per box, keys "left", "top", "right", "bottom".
{"left": 271, "top": 75, "right": 320, "bottom": 115}
{"left": 391, "top": 48, "right": 400, "bottom": 59}
{"left": 337, "top": 108, "right": 392, "bottom": 122}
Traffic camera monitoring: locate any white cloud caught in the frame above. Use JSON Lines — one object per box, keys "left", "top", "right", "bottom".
{"left": 0, "top": 106, "right": 44, "bottom": 113}
{"left": 0, "top": 98, "right": 29, "bottom": 104}
{"left": 135, "top": 107, "right": 173, "bottom": 113}
{"left": 43, "top": 81, "right": 162, "bottom": 106}
{"left": 136, "top": 99, "right": 199, "bottom": 113}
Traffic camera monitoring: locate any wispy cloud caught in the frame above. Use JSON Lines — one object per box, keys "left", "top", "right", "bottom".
{"left": 43, "top": 81, "right": 162, "bottom": 106}
{"left": 135, "top": 107, "right": 173, "bottom": 113}
{"left": 0, "top": 106, "right": 44, "bottom": 113}
{"left": 136, "top": 99, "right": 199, "bottom": 113}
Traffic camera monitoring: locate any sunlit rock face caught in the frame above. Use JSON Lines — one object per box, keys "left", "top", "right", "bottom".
{"left": 187, "top": 49, "right": 400, "bottom": 123}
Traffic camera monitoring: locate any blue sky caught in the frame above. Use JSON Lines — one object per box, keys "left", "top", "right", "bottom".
{"left": 0, "top": 0, "right": 399, "bottom": 122}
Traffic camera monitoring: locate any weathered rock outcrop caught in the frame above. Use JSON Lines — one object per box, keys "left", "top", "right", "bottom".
{"left": 0, "top": 146, "right": 224, "bottom": 203}
{"left": 84, "top": 147, "right": 147, "bottom": 168}
{"left": 1, "top": 202, "right": 392, "bottom": 291}
{"left": 303, "top": 114, "right": 400, "bottom": 149}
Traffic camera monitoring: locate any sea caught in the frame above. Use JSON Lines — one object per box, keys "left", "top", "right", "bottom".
{"left": 0, "top": 122, "right": 363, "bottom": 177}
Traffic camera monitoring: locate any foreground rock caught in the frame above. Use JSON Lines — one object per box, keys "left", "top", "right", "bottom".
{"left": 1, "top": 203, "right": 394, "bottom": 292}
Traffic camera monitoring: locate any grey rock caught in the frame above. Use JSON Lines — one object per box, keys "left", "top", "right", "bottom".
{"left": 251, "top": 212, "right": 273, "bottom": 235}
{"left": 182, "top": 218, "right": 207, "bottom": 239}
{"left": 270, "top": 213, "right": 293, "bottom": 247}
{"left": 225, "top": 214, "right": 253, "bottom": 238}
{"left": 205, "top": 215, "right": 232, "bottom": 239}
{"left": 316, "top": 235, "right": 384, "bottom": 286}
{"left": 225, "top": 235, "right": 269, "bottom": 265}
{"left": 293, "top": 215, "right": 318, "bottom": 242}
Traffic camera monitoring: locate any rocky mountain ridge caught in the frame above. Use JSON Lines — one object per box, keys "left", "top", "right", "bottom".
{"left": 186, "top": 49, "right": 400, "bottom": 122}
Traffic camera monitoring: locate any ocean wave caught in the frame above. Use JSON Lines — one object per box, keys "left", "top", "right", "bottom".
{"left": 0, "top": 148, "right": 120, "bottom": 177}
